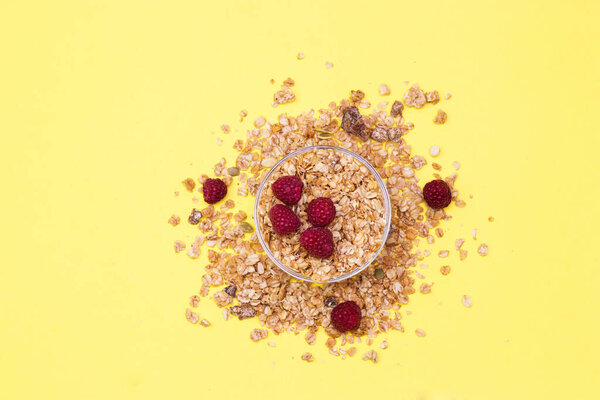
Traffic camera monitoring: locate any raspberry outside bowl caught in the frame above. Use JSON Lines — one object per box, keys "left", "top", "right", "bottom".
{"left": 254, "top": 145, "right": 392, "bottom": 284}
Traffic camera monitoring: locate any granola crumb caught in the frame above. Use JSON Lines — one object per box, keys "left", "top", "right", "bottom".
{"left": 168, "top": 215, "right": 181, "bottom": 227}
{"left": 366, "top": 338, "right": 374, "bottom": 346}
{"left": 472, "top": 229, "right": 478, "bottom": 240}
{"left": 488, "top": 216, "right": 495, "bottom": 222}
{"left": 187, "top": 244, "right": 200, "bottom": 259}
{"left": 453, "top": 161, "right": 461, "bottom": 170}
{"left": 185, "top": 309, "right": 199, "bottom": 324}
{"left": 189, "top": 295, "right": 200, "bottom": 308}
{"left": 347, "top": 347, "right": 357, "bottom": 357}
{"left": 254, "top": 116, "right": 266, "bottom": 128}
{"left": 182, "top": 178, "right": 195, "bottom": 192}
{"left": 462, "top": 295, "right": 473, "bottom": 308}
{"left": 282, "top": 77, "right": 295, "bottom": 87}
{"left": 434, "top": 109, "right": 448, "bottom": 124}
{"left": 403, "top": 84, "right": 427, "bottom": 108}
{"left": 188, "top": 208, "right": 202, "bottom": 225}
{"left": 456, "top": 238, "right": 465, "bottom": 250}
{"left": 455, "top": 199, "right": 466, "bottom": 207}
{"left": 440, "top": 265, "right": 451, "bottom": 275}
{"left": 216, "top": 138, "right": 222, "bottom": 146}
{"left": 379, "top": 84, "right": 391, "bottom": 96}
{"left": 305, "top": 332, "right": 316, "bottom": 345}
{"left": 419, "top": 283, "right": 432, "bottom": 294}
{"left": 445, "top": 93, "right": 452, "bottom": 99}
{"left": 301, "top": 352, "right": 314, "bottom": 362}
{"left": 239, "top": 109, "right": 248, "bottom": 121}
{"left": 411, "top": 155, "right": 427, "bottom": 170}
{"left": 415, "top": 328, "right": 426, "bottom": 337}
{"left": 362, "top": 349, "right": 379, "bottom": 363}
{"left": 267, "top": 341, "right": 276, "bottom": 347}
{"left": 425, "top": 91, "right": 440, "bottom": 104}
{"left": 380, "top": 340, "right": 389, "bottom": 349}
{"left": 174, "top": 240, "right": 186, "bottom": 253}
{"left": 174, "top": 191, "right": 179, "bottom": 197}
{"left": 460, "top": 249, "right": 468, "bottom": 260}
{"left": 478, "top": 243, "right": 488, "bottom": 256}
{"left": 429, "top": 145, "right": 440, "bottom": 157}
{"left": 432, "top": 162, "right": 442, "bottom": 171}
{"left": 273, "top": 85, "right": 296, "bottom": 106}
{"left": 297, "top": 52, "right": 304, "bottom": 60}
{"left": 325, "top": 61, "right": 333, "bottom": 69}
{"left": 326, "top": 337, "right": 336, "bottom": 349}
{"left": 250, "top": 328, "right": 268, "bottom": 342}
{"left": 438, "top": 250, "right": 449, "bottom": 258}
{"left": 222, "top": 308, "right": 229, "bottom": 321}
{"left": 221, "top": 124, "right": 231, "bottom": 134}
{"left": 269, "top": 78, "right": 275, "bottom": 84}
{"left": 200, "top": 319, "right": 211, "bottom": 327}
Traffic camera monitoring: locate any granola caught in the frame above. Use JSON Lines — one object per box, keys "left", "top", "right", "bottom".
{"left": 257, "top": 148, "right": 386, "bottom": 282}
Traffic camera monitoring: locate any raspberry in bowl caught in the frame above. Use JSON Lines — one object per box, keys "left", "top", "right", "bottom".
{"left": 254, "top": 146, "right": 392, "bottom": 283}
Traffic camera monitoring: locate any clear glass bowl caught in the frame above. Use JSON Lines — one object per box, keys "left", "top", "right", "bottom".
{"left": 253, "top": 145, "right": 392, "bottom": 284}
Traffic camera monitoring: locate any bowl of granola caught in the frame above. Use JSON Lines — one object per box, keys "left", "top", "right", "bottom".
{"left": 254, "top": 145, "right": 392, "bottom": 283}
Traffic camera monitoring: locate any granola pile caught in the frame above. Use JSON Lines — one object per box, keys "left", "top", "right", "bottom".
{"left": 171, "top": 80, "right": 483, "bottom": 361}
{"left": 257, "top": 148, "right": 386, "bottom": 282}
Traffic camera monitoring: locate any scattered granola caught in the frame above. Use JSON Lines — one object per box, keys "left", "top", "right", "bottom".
{"left": 168, "top": 215, "right": 181, "bottom": 227}
{"left": 188, "top": 208, "right": 203, "bottom": 225}
{"left": 438, "top": 250, "right": 449, "bottom": 258}
{"left": 440, "top": 265, "right": 451, "bottom": 275}
{"left": 460, "top": 249, "right": 468, "bottom": 260}
{"left": 453, "top": 161, "right": 461, "bottom": 170}
{"left": 250, "top": 328, "right": 268, "bottom": 342}
{"left": 425, "top": 91, "right": 440, "bottom": 104}
{"left": 347, "top": 347, "right": 357, "bottom": 357}
{"left": 325, "top": 61, "right": 333, "bottom": 69}
{"left": 472, "top": 229, "right": 478, "bottom": 240}
{"left": 273, "top": 85, "right": 296, "bottom": 106}
{"left": 419, "top": 283, "right": 432, "bottom": 294}
{"left": 445, "top": 93, "right": 452, "bottom": 99}
{"left": 478, "top": 243, "right": 488, "bottom": 256}
{"left": 380, "top": 340, "right": 389, "bottom": 349}
{"left": 434, "top": 110, "right": 448, "bottom": 124}
{"left": 390, "top": 100, "right": 404, "bottom": 117}
{"left": 415, "top": 328, "right": 426, "bottom": 337}
{"left": 190, "top": 295, "right": 200, "bottom": 307}
{"left": 301, "top": 352, "right": 314, "bottom": 362}
{"left": 462, "top": 295, "right": 472, "bottom": 308}
{"left": 221, "top": 124, "right": 231, "bottom": 134}
{"left": 182, "top": 178, "right": 196, "bottom": 192}
{"left": 403, "top": 84, "right": 427, "bottom": 108}
{"left": 297, "top": 52, "right": 305, "bottom": 60}
{"left": 429, "top": 145, "right": 440, "bottom": 157}
{"left": 305, "top": 332, "right": 316, "bottom": 345}
{"left": 200, "top": 319, "right": 211, "bottom": 327}
{"left": 174, "top": 240, "right": 186, "bottom": 253}
{"left": 362, "top": 349, "right": 379, "bottom": 363}
{"left": 282, "top": 77, "right": 295, "bottom": 87}
{"left": 456, "top": 238, "right": 465, "bottom": 250}
{"left": 379, "top": 84, "right": 391, "bottom": 96}
{"left": 185, "top": 309, "right": 199, "bottom": 324}
{"left": 488, "top": 216, "right": 495, "bottom": 222}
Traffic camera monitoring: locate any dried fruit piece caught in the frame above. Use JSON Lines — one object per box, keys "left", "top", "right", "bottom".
{"left": 202, "top": 178, "right": 227, "bottom": 204}
{"left": 331, "top": 301, "right": 362, "bottom": 332}
{"left": 341, "top": 106, "right": 369, "bottom": 141}
{"left": 268, "top": 204, "right": 300, "bottom": 235}
{"left": 272, "top": 175, "right": 304, "bottom": 205}
{"left": 390, "top": 100, "right": 404, "bottom": 117}
{"left": 423, "top": 179, "right": 452, "bottom": 209}
{"left": 223, "top": 285, "right": 237, "bottom": 297}
{"left": 324, "top": 297, "right": 337, "bottom": 307}
{"left": 188, "top": 208, "right": 202, "bottom": 225}
{"left": 300, "top": 227, "right": 334, "bottom": 258}
{"left": 307, "top": 197, "right": 336, "bottom": 227}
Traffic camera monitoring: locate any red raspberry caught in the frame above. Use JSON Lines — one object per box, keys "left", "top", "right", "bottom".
{"left": 202, "top": 178, "right": 227, "bottom": 204}
{"left": 268, "top": 204, "right": 300, "bottom": 235}
{"left": 272, "top": 176, "right": 304, "bottom": 205}
{"left": 300, "top": 227, "right": 334, "bottom": 258}
{"left": 422, "top": 179, "right": 452, "bottom": 209}
{"left": 307, "top": 197, "right": 336, "bottom": 227}
{"left": 331, "top": 301, "right": 361, "bottom": 332}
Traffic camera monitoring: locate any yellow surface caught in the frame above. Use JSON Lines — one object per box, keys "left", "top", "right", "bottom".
{"left": 1, "top": 1, "right": 599, "bottom": 399}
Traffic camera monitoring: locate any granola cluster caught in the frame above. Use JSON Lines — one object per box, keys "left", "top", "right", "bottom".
{"left": 257, "top": 148, "right": 386, "bottom": 282}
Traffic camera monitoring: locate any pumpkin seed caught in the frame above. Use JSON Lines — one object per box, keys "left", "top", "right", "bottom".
{"left": 374, "top": 268, "right": 385, "bottom": 280}
{"left": 227, "top": 167, "right": 240, "bottom": 176}
{"left": 239, "top": 222, "right": 254, "bottom": 233}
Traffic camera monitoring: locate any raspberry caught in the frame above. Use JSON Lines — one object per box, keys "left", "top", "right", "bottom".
{"left": 268, "top": 204, "right": 300, "bottom": 235}
{"left": 202, "top": 178, "right": 227, "bottom": 204}
{"left": 300, "top": 227, "right": 334, "bottom": 258}
{"left": 330, "top": 301, "right": 361, "bottom": 332}
{"left": 307, "top": 197, "right": 336, "bottom": 227}
{"left": 272, "top": 176, "right": 304, "bottom": 205}
{"left": 422, "top": 179, "right": 452, "bottom": 209}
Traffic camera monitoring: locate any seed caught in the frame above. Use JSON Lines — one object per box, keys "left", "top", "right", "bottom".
{"left": 315, "top": 128, "right": 333, "bottom": 138}
{"left": 239, "top": 222, "right": 254, "bottom": 233}
{"left": 324, "top": 297, "right": 337, "bottom": 307}
{"left": 227, "top": 167, "right": 240, "bottom": 176}
{"left": 374, "top": 268, "right": 385, "bottom": 279}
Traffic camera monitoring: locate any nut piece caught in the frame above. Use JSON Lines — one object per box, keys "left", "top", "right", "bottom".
{"left": 230, "top": 304, "right": 256, "bottom": 320}
{"left": 182, "top": 178, "right": 195, "bottom": 192}
{"left": 434, "top": 109, "right": 448, "bottom": 124}
{"left": 390, "top": 100, "right": 404, "bottom": 117}
{"left": 403, "top": 85, "right": 427, "bottom": 108}
{"left": 341, "top": 106, "right": 369, "bottom": 140}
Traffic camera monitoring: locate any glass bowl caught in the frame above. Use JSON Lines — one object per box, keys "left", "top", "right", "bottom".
{"left": 253, "top": 145, "right": 392, "bottom": 284}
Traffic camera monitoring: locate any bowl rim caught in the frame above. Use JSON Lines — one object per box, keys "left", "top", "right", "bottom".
{"left": 253, "top": 145, "right": 392, "bottom": 284}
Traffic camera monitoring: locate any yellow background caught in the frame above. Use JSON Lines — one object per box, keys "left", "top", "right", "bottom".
{"left": 1, "top": 1, "right": 599, "bottom": 399}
